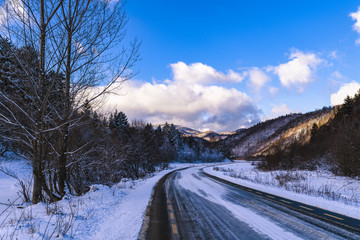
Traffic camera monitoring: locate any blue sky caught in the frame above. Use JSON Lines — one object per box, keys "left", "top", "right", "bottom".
{"left": 104, "top": 1, "right": 360, "bottom": 131}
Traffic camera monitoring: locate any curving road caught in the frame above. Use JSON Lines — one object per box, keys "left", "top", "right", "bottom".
{"left": 144, "top": 166, "right": 360, "bottom": 240}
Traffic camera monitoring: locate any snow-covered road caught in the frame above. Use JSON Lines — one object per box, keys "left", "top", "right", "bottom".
{"left": 147, "top": 166, "right": 360, "bottom": 240}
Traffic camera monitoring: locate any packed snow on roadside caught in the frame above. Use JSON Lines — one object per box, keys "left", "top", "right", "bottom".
{"left": 0, "top": 155, "right": 212, "bottom": 240}
{"left": 204, "top": 160, "right": 360, "bottom": 219}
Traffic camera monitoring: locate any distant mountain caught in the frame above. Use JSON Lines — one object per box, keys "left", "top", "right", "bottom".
{"left": 174, "top": 126, "right": 201, "bottom": 136}
{"left": 154, "top": 124, "right": 236, "bottom": 142}
{"left": 220, "top": 107, "right": 333, "bottom": 159}
{"left": 153, "top": 124, "right": 200, "bottom": 135}
{"left": 191, "top": 130, "right": 236, "bottom": 142}
{"left": 170, "top": 125, "right": 236, "bottom": 142}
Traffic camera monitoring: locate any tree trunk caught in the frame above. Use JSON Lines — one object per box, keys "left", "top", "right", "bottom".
{"left": 58, "top": 0, "right": 72, "bottom": 197}
{"left": 32, "top": 140, "right": 42, "bottom": 203}
{"left": 32, "top": 0, "right": 46, "bottom": 204}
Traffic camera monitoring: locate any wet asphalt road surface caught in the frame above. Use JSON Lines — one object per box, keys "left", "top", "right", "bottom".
{"left": 145, "top": 167, "right": 360, "bottom": 240}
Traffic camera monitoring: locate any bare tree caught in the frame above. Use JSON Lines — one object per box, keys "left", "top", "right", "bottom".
{"left": 0, "top": 0, "right": 139, "bottom": 202}
{"left": 1, "top": 0, "right": 65, "bottom": 203}
{"left": 54, "top": 0, "right": 139, "bottom": 197}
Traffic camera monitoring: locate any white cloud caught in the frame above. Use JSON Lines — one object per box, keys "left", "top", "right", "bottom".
{"left": 170, "top": 61, "right": 244, "bottom": 84}
{"left": 0, "top": 8, "right": 4, "bottom": 25}
{"left": 330, "top": 81, "right": 360, "bottom": 106}
{"left": 271, "top": 104, "right": 292, "bottom": 117}
{"left": 269, "top": 87, "right": 279, "bottom": 96}
{"left": 350, "top": 7, "right": 360, "bottom": 45}
{"left": 328, "top": 51, "right": 338, "bottom": 60}
{"left": 0, "top": 0, "right": 27, "bottom": 26}
{"left": 270, "top": 49, "right": 323, "bottom": 92}
{"left": 247, "top": 67, "right": 270, "bottom": 91}
{"left": 331, "top": 71, "right": 344, "bottom": 79}
{"left": 95, "top": 62, "right": 260, "bottom": 132}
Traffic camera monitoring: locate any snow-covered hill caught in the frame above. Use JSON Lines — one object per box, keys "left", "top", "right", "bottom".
{"left": 174, "top": 125, "right": 201, "bottom": 136}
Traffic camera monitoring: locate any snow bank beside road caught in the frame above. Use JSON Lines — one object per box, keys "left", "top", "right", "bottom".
{"left": 81, "top": 170, "right": 172, "bottom": 240}
{"left": 0, "top": 164, "right": 173, "bottom": 240}
{"left": 204, "top": 161, "right": 360, "bottom": 220}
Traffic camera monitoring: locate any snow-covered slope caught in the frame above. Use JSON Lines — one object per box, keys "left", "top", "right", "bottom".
{"left": 191, "top": 130, "right": 236, "bottom": 142}
{"left": 174, "top": 125, "right": 202, "bottom": 136}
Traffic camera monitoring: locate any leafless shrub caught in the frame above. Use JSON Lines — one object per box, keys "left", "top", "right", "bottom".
{"left": 1, "top": 198, "right": 80, "bottom": 239}
{"left": 0, "top": 145, "right": 8, "bottom": 156}
{"left": 53, "top": 212, "right": 76, "bottom": 238}
{"left": 0, "top": 197, "right": 21, "bottom": 234}
{"left": 228, "top": 171, "right": 248, "bottom": 180}
{"left": 275, "top": 172, "right": 305, "bottom": 186}
{"left": 213, "top": 167, "right": 234, "bottom": 173}
{"left": 46, "top": 202, "right": 61, "bottom": 216}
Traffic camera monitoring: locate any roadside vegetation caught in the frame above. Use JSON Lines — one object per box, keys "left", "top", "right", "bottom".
{"left": 213, "top": 165, "right": 360, "bottom": 206}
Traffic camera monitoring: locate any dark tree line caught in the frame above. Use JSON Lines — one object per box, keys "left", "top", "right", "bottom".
{"left": 27, "top": 106, "right": 225, "bottom": 196}
{"left": 59, "top": 108, "right": 175, "bottom": 195}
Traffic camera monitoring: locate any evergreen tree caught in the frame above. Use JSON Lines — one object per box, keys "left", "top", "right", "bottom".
{"left": 114, "top": 111, "right": 130, "bottom": 129}
{"left": 169, "top": 124, "right": 180, "bottom": 147}
{"left": 142, "top": 123, "right": 158, "bottom": 170}
{"left": 162, "top": 122, "right": 170, "bottom": 135}
{"left": 0, "top": 37, "right": 14, "bottom": 91}
{"left": 310, "top": 123, "right": 318, "bottom": 138}
{"left": 355, "top": 89, "right": 360, "bottom": 100}
{"left": 0, "top": 37, "right": 26, "bottom": 95}
{"left": 154, "top": 125, "right": 164, "bottom": 147}
{"left": 109, "top": 110, "right": 130, "bottom": 130}
{"left": 108, "top": 113, "right": 114, "bottom": 129}
{"left": 342, "top": 95, "right": 353, "bottom": 115}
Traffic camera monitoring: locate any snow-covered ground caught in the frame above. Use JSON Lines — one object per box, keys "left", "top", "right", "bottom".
{"left": 0, "top": 156, "right": 213, "bottom": 240}
{"left": 0, "top": 153, "right": 32, "bottom": 214}
{"left": 3, "top": 156, "right": 359, "bottom": 239}
{"left": 0, "top": 172, "right": 169, "bottom": 240}
{"left": 204, "top": 160, "right": 360, "bottom": 220}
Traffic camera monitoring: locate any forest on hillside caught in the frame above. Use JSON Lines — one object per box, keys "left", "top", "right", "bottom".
{"left": 260, "top": 93, "right": 360, "bottom": 177}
